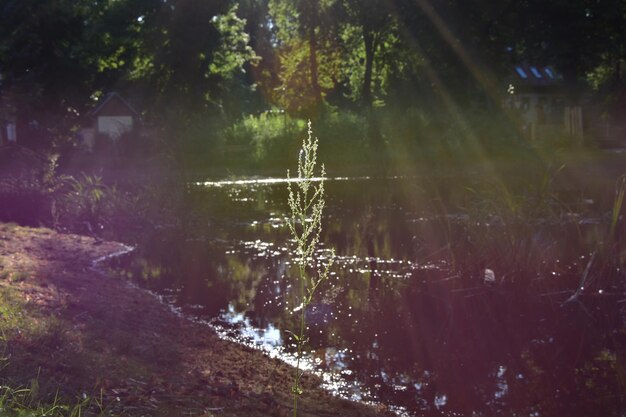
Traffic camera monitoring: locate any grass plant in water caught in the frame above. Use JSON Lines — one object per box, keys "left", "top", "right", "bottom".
{"left": 286, "top": 121, "right": 334, "bottom": 416}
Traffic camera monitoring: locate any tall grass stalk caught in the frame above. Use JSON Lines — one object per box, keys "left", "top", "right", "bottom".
{"left": 564, "top": 173, "right": 625, "bottom": 305}
{"left": 286, "top": 121, "right": 334, "bottom": 416}
{"left": 609, "top": 174, "right": 625, "bottom": 242}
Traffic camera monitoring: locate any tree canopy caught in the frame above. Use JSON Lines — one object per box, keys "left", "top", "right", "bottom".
{"left": 0, "top": 0, "right": 624, "bottom": 146}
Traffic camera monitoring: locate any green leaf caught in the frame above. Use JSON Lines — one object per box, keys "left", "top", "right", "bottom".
{"left": 285, "top": 329, "right": 301, "bottom": 341}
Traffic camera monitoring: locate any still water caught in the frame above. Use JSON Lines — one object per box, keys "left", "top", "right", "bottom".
{"left": 113, "top": 174, "right": 625, "bottom": 416}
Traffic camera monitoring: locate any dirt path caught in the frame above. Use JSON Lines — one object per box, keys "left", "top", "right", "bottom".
{"left": 0, "top": 223, "right": 392, "bottom": 417}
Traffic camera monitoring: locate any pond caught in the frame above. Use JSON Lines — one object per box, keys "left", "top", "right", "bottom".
{"left": 111, "top": 171, "right": 625, "bottom": 417}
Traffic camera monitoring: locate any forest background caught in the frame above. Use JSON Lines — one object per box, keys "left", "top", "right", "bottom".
{"left": 1, "top": 0, "right": 625, "bottom": 174}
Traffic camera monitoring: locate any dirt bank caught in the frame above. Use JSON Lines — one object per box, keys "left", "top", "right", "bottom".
{"left": 0, "top": 223, "right": 392, "bottom": 417}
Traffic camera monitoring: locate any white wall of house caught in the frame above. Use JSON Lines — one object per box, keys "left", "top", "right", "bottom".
{"left": 79, "top": 127, "right": 96, "bottom": 148}
{"left": 97, "top": 116, "right": 133, "bottom": 139}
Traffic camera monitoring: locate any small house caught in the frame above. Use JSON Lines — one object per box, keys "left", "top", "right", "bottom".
{"left": 506, "top": 64, "right": 582, "bottom": 142}
{"left": 0, "top": 117, "right": 44, "bottom": 148}
{"left": 80, "top": 92, "right": 140, "bottom": 149}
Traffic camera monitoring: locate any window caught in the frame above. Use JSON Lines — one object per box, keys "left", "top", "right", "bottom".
{"left": 530, "top": 67, "right": 542, "bottom": 78}
{"left": 544, "top": 67, "right": 555, "bottom": 79}
{"left": 6, "top": 123, "right": 16, "bottom": 142}
{"left": 515, "top": 67, "right": 528, "bottom": 79}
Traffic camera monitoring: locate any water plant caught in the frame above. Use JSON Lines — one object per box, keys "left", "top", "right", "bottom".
{"left": 286, "top": 121, "right": 334, "bottom": 416}
{"left": 450, "top": 164, "right": 576, "bottom": 284}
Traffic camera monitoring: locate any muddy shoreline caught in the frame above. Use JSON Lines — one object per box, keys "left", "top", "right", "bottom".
{"left": 0, "top": 223, "right": 391, "bottom": 416}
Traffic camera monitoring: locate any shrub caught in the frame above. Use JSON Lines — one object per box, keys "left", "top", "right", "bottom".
{"left": 222, "top": 111, "right": 305, "bottom": 166}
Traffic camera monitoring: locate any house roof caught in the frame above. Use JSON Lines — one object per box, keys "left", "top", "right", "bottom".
{"left": 512, "top": 64, "right": 562, "bottom": 87}
{"left": 509, "top": 64, "right": 566, "bottom": 95}
{"left": 88, "top": 92, "right": 140, "bottom": 118}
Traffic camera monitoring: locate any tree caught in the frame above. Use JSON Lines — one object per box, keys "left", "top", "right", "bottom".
{"left": 0, "top": 0, "right": 260, "bottom": 147}
{"left": 234, "top": 0, "right": 280, "bottom": 113}
{"left": 340, "top": 0, "right": 395, "bottom": 107}
{"left": 0, "top": 0, "right": 95, "bottom": 134}
{"left": 269, "top": 0, "right": 340, "bottom": 116}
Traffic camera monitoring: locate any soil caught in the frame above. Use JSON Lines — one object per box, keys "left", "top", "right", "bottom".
{"left": 0, "top": 223, "right": 392, "bottom": 417}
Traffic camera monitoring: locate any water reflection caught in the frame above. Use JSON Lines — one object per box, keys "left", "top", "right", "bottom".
{"left": 110, "top": 176, "right": 626, "bottom": 416}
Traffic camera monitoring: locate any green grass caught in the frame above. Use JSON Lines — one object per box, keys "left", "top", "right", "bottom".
{"left": 0, "top": 223, "right": 20, "bottom": 230}
{"left": 7, "top": 272, "right": 28, "bottom": 283}
{"left": 0, "top": 284, "right": 115, "bottom": 417}
{"left": 0, "top": 287, "right": 31, "bottom": 334}
{"left": 0, "top": 384, "right": 108, "bottom": 417}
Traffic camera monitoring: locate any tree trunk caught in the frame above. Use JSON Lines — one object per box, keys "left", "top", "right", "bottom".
{"left": 362, "top": 27, "right": 374, "bottom": 107}
{"left": 361, "top": 26, "right": 383, "bottom": 156}
{"left": 309, "top": 26, "right": 322, "bottom": 108}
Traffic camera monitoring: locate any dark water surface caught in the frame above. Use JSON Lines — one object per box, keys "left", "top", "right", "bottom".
{"left": 111, "top": 174, "right": 625, "bottom": 416}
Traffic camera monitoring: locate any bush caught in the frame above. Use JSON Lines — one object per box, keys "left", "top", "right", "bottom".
{"left": 205, "top": 105, "right": 582, "bottom": 174}
{"left": 0, "top": 181, "right": 53, "bottom": 226}
{"left": 221, "top": 111, "right": 306, "bottom": 166}
{"left": 176, "top": 116, "right": 227, "bottom": 168}
{"left": 315, "top": 111, "right": 369, "bottom": 165}
{"left": 0, "top": 147, "right": 54, "bottom": 226}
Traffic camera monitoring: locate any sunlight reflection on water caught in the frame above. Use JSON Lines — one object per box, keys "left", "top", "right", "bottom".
{"left": 113, "top": 173, "right": 626, "bottom": 417}
{"left": 195, "top": 176, "right": 360, "bottom": 187}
